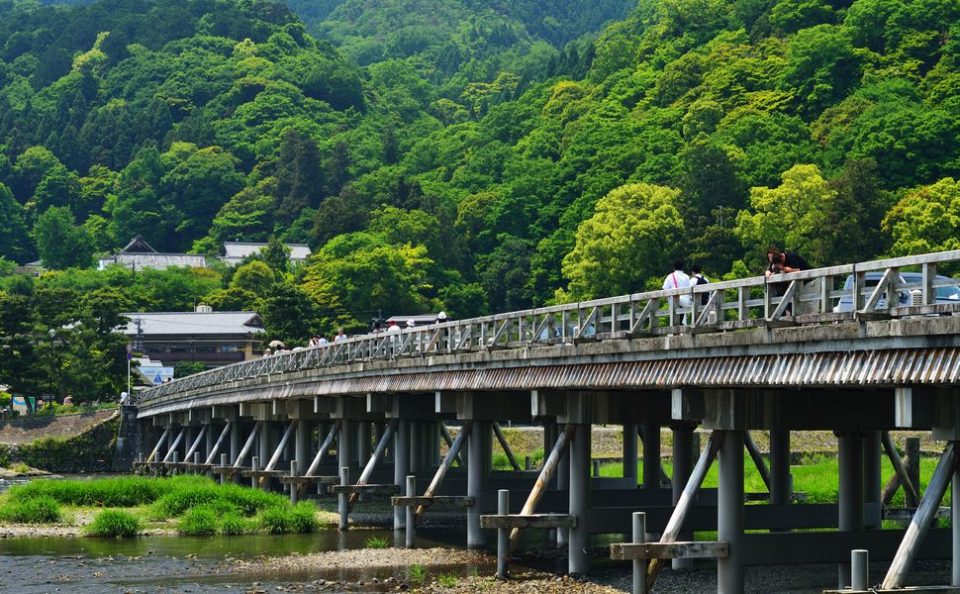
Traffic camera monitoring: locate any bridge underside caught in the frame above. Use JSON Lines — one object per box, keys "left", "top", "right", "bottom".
{"left": 131, "top": 315, "right": 960, "bottom": 593}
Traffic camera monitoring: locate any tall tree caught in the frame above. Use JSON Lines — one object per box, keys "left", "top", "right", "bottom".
{"left": 33, "top": 207, "right": 94, "bottom": 270}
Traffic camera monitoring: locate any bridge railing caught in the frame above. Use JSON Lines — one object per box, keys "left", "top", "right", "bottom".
{"left": 138, "top": 250, "right": 960, "bottom": 403}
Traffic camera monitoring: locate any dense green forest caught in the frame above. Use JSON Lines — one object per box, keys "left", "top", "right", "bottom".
{"left": 2, "top": 0, "right": 960, "bottom": 400}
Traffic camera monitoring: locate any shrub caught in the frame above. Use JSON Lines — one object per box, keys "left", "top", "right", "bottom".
{"left": 86, "top": 510, "right": 141, "bottom": 537}
{"left": 259, "top": 501, "right": 319, "bottom": 534}
{"left": 365, "top": 535, "right": 390, "bottom": 549}
{"left": 0, "top": 495, "right": 61, "bottom": 523}
{"left": 177, "top": 506, "right": 218, "bottom": 536}
{"left": 219, "top": 512, "right": 251, "bottom": 535}
{"left": 409, "top": 564, "right": 427, "bottom": 585}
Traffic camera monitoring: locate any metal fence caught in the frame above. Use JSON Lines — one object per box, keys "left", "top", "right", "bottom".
{"left": 138, "top": 250, "right": 960, "bottom": 403}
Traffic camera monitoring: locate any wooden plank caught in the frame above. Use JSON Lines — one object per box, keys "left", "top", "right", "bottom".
{"left": 610, "top": 541, "right": 729, "bottom": 561}
{"left": 279, "top": 475, "right": 339, "bottom": 485}
{"left": 480, "top": 513, "right": 576, "bottom": 529}
{"left": 392, "top": 496, "right": 475, "bottom": 509}
{"left": 329, "top": 484, "right": 401, "bottom": 495}
{"left": 240, "top": 469, "right": 287, "bottom": 478}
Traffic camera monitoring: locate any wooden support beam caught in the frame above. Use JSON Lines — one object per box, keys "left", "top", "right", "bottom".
{"left": 392, "top": 496, "right": 474, "bottom": 509}
{"left": 481, "top": 514, "right": 576, "bottom": 529}
{"left": 416, "top": 421, "right": 472, "bottom": 518}
{"left": 145, "top": 427, "right": 170, "bottom": 463}
{"left": 329, "top": 484, "right": 401, "bottom": 496}
{"left": 183, "top": 424, "right": 208, "bottom": 464}
{"left": 611, "top": 541, "right": 729, "bottom": 561}
{"left": 161, "top": 427, "right": 186, "bottom": 463}
{"left": 882, "top": 441, "right": 957, "bottom": 589}
{"left": 508, "top": 424, "right": 576, "bottom": 547}
{"left": 349, "top": 419, "right": 397, "bottom": 507}
{"left": 881, "top": 432, "right": 920, "bottom": 507}
{"left": 492, "top": 422, "right": 521, "bottom": 471}
{"left": 304, "top": 420, "right": 340, "bottom": 477}
{"left": 264, "top": 420, "right": 296, "bottom": 471}
{"left": 279, "top": 475, "right": 339, "bottom": 485}
{"left": 232, "top": 421, "right": 261, "bottom": 468}
{"left": 647, "top": 430, "right": 723, "bottom": 591}
{"left": 203, "top": 422, "right": 232, "bottom": 465}
{"left": 744, "top": 432, "right": 771, "bottom": 492}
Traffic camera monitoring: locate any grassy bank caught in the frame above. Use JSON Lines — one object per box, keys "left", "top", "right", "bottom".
{"left": 593, "top": 454, "right": 943, "bottom": 506}
{"left": 0, "top": 475, "right": 334, "bottom": 536}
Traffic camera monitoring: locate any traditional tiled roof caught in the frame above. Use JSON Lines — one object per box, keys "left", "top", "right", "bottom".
{"left": 121, "top": 312, "right": 264, "bottom": 336}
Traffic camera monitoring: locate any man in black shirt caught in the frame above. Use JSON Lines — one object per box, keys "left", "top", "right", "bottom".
{"left": 765, "top": 245, "right": 811, "bottom": 277}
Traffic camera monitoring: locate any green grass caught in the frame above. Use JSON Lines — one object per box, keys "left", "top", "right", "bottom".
{"left": 2, "top": 476, "right": 325, "bottom": 536}
{"left": 219, "top": 512, "right": 252, "bottom": 535}
{"left": 86, "top": 509, "right": 141, "bottom": 537}
{"left": 595, "top": 452, "right": 943, "bottom": 505}
{"left": 7, "top": 475, "right": 209, "bottom": 507}
{"left": 259, "top": 501, "right": 319, "bottom": 534}
{"left": 0, "top": 495, "right": 61, "bottom": 523}
{"left": 177, "top": 505, "right": 218, "bottom": 535}
{"left": 365, "top": 535, "right": 391, "bottom": 549}
{"left": 408, "top": 564, "right": 427, "bottom": 585}
{"left": 437, "top": 574, "right": 458, "bottom": 587}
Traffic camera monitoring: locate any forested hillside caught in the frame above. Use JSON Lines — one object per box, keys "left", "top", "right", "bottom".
{"left": 2, "top": 0, "right": 960, "bottom": 359}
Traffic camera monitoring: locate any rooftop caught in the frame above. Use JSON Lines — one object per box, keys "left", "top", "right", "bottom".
{"left": 121, "top": 311, "right": 264, "bottom": 336}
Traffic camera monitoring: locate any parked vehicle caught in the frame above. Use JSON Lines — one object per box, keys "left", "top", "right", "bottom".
{"left": 834, "top": 271, "right": 960, "bottom": 313}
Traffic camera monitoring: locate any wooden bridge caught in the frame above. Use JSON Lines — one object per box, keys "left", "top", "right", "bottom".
{"left": 128, "top": 250, "right": 960, "bottom": 594}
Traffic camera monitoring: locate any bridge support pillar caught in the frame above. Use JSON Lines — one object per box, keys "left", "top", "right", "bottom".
{"left": 569, "top": 423, "right": 591, "bottom": 575}
{"left": 259, "top": 422, "right": 273, "bottom": 482}
{"left": 642, "top": 423, "right": 660, "bottom": 489}
{"left": 672, "top": 422, "right": 695, "bottom": 569}
{"left": 623, "top": 423, "right": 638, "bottom": 483}
{"left": 357, "top": 421, "right": 371, "bottom": 469}
{"left": 295, "top": 420, "right": 308, "bottom": 476}
{"left": 394, "top": 419, "right": 409, "bottom": 530}
{"left": 467, "top": 420, "right": 490, "bottom": 549}
{"left": 837, "top": 430, "right": 864, "bottom": 588}
{"left": 770, "top": 429, "right": 792, "bottom": 518}
{"left": 864, "top": 430, "right": 882, "bottom": 530}
{"left": 339, "top": 420, "right": 353, "bottom": 476}
{"left": 556, "top": 422, "right": 570, "bottom": 548}
{"left": 229, "top": 421, "right": 240, "bottom": 464}
{"left": 718, "top": 430, "right": 744, "bottom": 594}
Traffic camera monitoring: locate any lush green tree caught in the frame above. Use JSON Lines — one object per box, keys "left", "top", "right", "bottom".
{"left": 561, "top": 183, "right": 685, "bottom": 300}
{"left": 0, "top": 183, "right": 31, "bottom": 263}
{"left": 734, "top": 164, "right": 836, "bottom": 269}
{"left": 33, "top": 206, "right": 94, "bottom": 270}
{"left": 259, "top": 282, "right": 320, "bottom": 344}
{"left": 302, "top": 231, "right": 435, "bottom": 329}
{"left": 882, "top": 177, "right": 960, "bottom": 257}
{"left": 231, "top": 260, "right": 277, "bottom": 295}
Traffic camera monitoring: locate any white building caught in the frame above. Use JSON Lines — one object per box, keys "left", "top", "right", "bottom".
{"left": 98, "top": 236, "right": 207, "bottom": 271}
{"left": 221, "top": 241, "right": 311, "bottom": 267}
